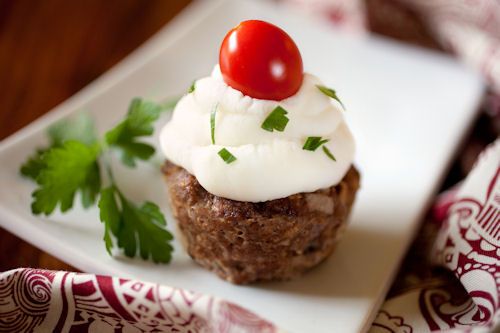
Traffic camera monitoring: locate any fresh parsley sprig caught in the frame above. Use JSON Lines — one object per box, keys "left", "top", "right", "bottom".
{"left": 31, "top": 141, "right": 101, "bottom": 214}
{"left": 99, "top": 185, "right": 173, "bottom": 262}
{"left": 105, "top": 98, "right": 163, "bottom": 167}
{"left": 20, "top": 98, "right": 176, "bottom": 263}
{"left": 20, "top": 113, "right": 98, "bottom": 181}
{"left": 20, "top": 149, "right": 48, "bottom": 180}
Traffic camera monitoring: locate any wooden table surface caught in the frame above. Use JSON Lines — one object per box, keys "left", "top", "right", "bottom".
{"left": 0, "top": 0, "right": 437, "bottom": 272}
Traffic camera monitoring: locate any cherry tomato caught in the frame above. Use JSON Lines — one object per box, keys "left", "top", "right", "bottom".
{"left": 219, "top": 20, "right": 303, "bottom": 101}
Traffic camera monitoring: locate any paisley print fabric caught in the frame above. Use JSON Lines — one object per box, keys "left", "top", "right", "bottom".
{"left": 0, "top": 269, "right": 280, "bottom": 333}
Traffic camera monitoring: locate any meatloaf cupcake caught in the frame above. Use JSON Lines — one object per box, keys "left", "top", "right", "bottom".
{"left": 160, "top": 20, "right": 360, "bottom": 284}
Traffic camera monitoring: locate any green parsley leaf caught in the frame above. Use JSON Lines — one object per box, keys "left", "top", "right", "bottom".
{"left": 316, "top": 85, "right": 345, "bottom": 110}
{"left": 322, "top": 145, "right": 337, "bottom": 161}
{"left": 20, "top": 113, "right": 97, "bottom": 180}
{"left": 31, "top": 141, "right": 101, "bottom": 215}
{"left": 20, "top": 149, "right": 48, "bottom": 180}
{"left": 80, "top": 161, "right": 101, "bottom": 208}
{"left": 105, "top": 98, "right": 163, "bottom": 167}
{"left": 98, "top": 186, "right": 174, "bottom": 263}
{"left": 117, "top": 142, "right": 155, "bottom": 167}
{"left": 188, "top": 81, "right": 196, "bottom": 93}
{"left": 98, "top": 187, "right": 121, "bottom": 255}
{"left": 210, "top": 103, "right": 218, "bottom": 144}
{"left": 21, "top": 97, "right": 175, "bottom": 264}
{"left": 218, "top": 148, "right": 237, "bottom": 164}
{"left": 261, "top": 106, "right": 289, "bottom": 132}
{"left": 48, "top": 113, "right": 97, "bottom": 146}
{"left": 303, "top": 136, "right": 329, "bottom": 151}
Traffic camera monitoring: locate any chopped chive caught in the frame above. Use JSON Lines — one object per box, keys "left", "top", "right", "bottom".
{"left": 210, "top": 103, "right": 218, "bottom": 144}
{"left": 188, "top": 81, "right": 196, "bottom": 93}
{"left": 316, "top": 85, "right": 345, "bottom": 110}
{"left": 322, "top": 146, "right": 336, "bottom": 161}
{"left": 261, "top": 106, "right": 289, "bottom": 132}
{"left": 303, "top": 136, "right": 329, "bottom": 151}
{"left": 218, "top": 148, "right": 236, "bottom": 164}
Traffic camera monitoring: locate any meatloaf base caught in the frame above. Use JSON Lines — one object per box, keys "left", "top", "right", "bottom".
{"left": 163, "top": 162, "right": 360, "bottom": 284}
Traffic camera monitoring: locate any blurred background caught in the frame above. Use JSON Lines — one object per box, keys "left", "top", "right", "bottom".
{"left": 6, "top": 0, "right": 498, "bottom": 141}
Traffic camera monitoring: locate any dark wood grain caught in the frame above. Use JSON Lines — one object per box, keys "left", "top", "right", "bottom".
{"left": 0, "top": 0, "right": 191, "bottom": 271}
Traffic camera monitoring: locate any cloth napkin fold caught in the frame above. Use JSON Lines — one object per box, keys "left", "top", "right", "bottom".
{"left": 369, "top": 139, "right": 499, "bottom": 333}
{"left": 0, "top": 268, "right": 280, "bottom": 332}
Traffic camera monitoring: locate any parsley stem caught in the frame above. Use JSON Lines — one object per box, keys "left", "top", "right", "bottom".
{"left": 99, "top": 141, "right": 117, "bottom": 187}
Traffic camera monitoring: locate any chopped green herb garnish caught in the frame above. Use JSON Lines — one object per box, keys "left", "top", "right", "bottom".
{"left": 188, "top": 81, "right": 196, "bottom": 93}
{"left": 210, "top": 103, "right": 218, "bottom": 144}
{"left": 261, "top": 106, "right": 289, "bottom": 132}
{"left": 316, "top": 85, "right": 345, "bottom": 110}
{"left": 218, "top": 148, "right": 237, "bottom": 164}
{"left": 20, "top": 98, "right": 174, "bottom": 263}
{"left": 322, "top": 145, "right": 337, "bottom": 161}
{"left": 303, "top": 136, "right": 329, "bottom": 151}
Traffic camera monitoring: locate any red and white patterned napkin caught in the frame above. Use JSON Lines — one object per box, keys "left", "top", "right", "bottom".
{"left": 370, "top": 139, "right": 499, "bottom": 333}
{"left": 0, "top": 268, "right": 281, "bottom": 332}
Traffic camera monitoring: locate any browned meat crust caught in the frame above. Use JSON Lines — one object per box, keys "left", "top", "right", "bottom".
{"left": 163, "top": 162, "right": 360, "bottom": 284}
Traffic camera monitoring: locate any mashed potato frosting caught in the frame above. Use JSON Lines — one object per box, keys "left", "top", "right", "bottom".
{"left": 160, "top": 65, "right": 355, "bottom": 202}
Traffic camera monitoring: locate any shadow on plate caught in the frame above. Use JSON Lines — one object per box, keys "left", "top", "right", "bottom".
{"left": 250, "top": 225, "right": 406, "bottom": 299}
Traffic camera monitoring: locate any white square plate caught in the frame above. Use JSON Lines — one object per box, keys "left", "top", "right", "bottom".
{"left": 0, "top": 0, "right": 483, "bottom": 332}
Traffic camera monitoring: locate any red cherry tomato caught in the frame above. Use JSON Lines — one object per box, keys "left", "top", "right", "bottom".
{"left": 219, "top": 20, "right": 303, "bottom": 101}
